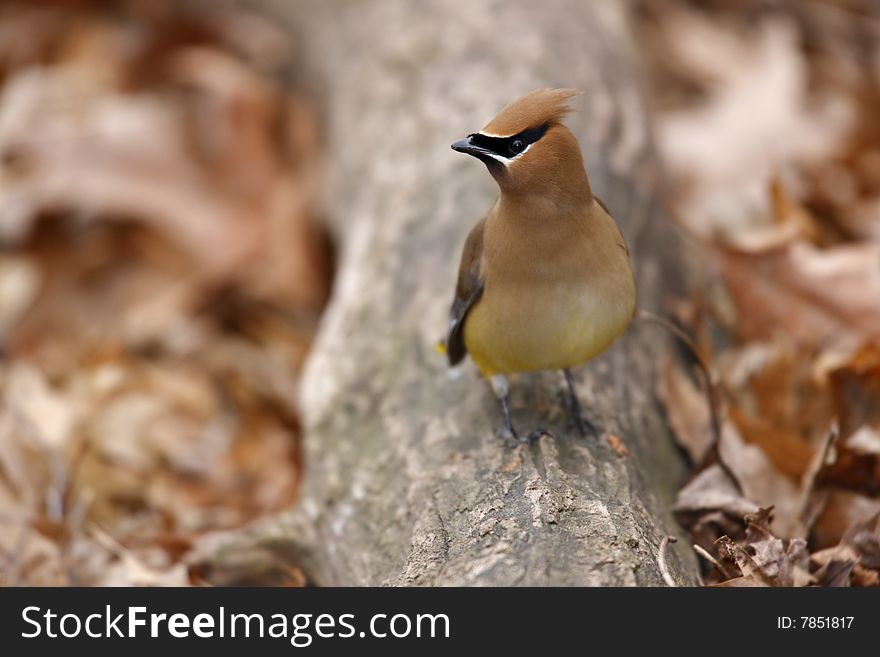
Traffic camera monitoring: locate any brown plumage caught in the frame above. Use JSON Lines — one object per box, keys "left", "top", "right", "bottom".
{"left": 448, "top": 88, "right": 636, "bottom": 442}
{"left": 482, "top": 88, "right": 581, "bottom": 137}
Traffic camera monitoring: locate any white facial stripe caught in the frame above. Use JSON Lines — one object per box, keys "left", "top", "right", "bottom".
{"left": 483, "top": 151, "right": 511, "bottom": 164}
{"left": 478, "top": 131, "right": 510, "bottom": 138}
{"left": 493, "top": 143, "right": 532, "bottom": 167}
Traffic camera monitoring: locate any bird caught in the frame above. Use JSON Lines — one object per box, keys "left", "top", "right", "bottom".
{"left": 447, "top": 88, "right": 636, "bottom": 443}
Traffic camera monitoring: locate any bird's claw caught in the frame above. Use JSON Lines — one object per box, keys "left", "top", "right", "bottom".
{"left": 559, "top": 390, "right": 599, "bottom": 437}
{"left": 524, "top": 428, "right": 554, "bottom": 444}
{"left": 573, "top": 414, "right": 599, "bottom": 438}
{"left": 495, "top": 426, "right": 554, "bottom": 446}
{"left": 495, "top": 425, "right": 519, "bottom": 446}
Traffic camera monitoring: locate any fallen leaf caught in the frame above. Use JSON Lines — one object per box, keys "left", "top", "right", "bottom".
{"left": 719, "top": 424, "right": 803, "bottom": 537}
{"left": 811, "top": 491, "right": 880, "bottom": 550}
{"left": 675, "top": 464, "right": 759, "bottom": 519}
{"left": 657, "top": 353, "right": 713, "bottom": 464}
{"left": 0, "top": 1, "right": 323, "bottom": 586}
{"left": 842, "top": 511, "right": 880, "bottom": 570}
{"left": 719, "top": 241, "right": 880, "bottom": 349}
{"left": 652, "top": 10, "right": 853, "bottom": 239}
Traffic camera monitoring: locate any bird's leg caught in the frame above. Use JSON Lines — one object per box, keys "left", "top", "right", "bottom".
{"left": 490, "top": 375, "right": 519, "bottom": 442}
{"left": 491, "top": 375, "right": 552, "bottom": 444}
{"left": 563, "top": 368, "right": 598, "bottom": 437}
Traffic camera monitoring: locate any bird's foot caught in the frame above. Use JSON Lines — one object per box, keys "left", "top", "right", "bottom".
{"left": 495, "top": 425, "right": 519, "bottom": 446}
{"left": 524, "top": 427, "right": 554, "bottom": 444}
{"left": 573, "top": 413, "right": 599, "bottom": 438}
{"left": 495, "top": 425, "right": 554, "bottom": 445}
{"left": 559, "top": 390, "right": 599, "bottom": 437}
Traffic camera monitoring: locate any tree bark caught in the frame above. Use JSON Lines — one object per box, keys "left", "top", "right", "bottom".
{"left": 228, "top": 0, "right": 698, "bottom": 586}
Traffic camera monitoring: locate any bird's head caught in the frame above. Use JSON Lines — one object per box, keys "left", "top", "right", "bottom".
{"left": 451, "top": 88, "right": 589, "bottom": 201}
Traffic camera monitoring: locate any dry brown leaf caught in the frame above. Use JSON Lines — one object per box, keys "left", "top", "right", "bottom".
{"left": 814, "top": 558, "right": 855, "bottom": 587}
{"left": 718, "top": 340, "right": 832, "bottom": 480}
{"left": 812, "top": 491, "right": 880, "bottom": 551}
{"left": 641, "top": 0, "right": 880, "bottom": 588}
{"left": 710, "top": 508, "right": 812, "bottom": 586}
{"left": 187, "top": 531, "right": 308, "bottom": 587}
{"left": 730, "top": 408, "right": 816, "bottom": 481}
{"left": 712, "top": 576, "right": 769, "bottom": 587}
{"left": 808, "top": 514, "right": 880, "bottom": 586}
{"left": 719, "top": 241, "right": 880, "bottom": 349}
{"left": 652, "top": 10, "right": 853, "bottom": 239}
{"left": 657, "top": 353, "right": 713, "bottom": 464}
{"left": 675, "top": 464, "right": 759, "bottom": 519}
{"left": 830, "top": 345, "right": 880, "bottom": 449}
{"left": 719, "top": 424, "right": 803, "bottom": 536}
{"left": 0, "top": 1, "right": 323, "bottom": 586}
{"left": 715, "top": 534, "right": 771, "bottom": 585}
{"left": 842, "top": 511, "right": 880, "bottom": 570}
{"left": 851, "top": 564, "right": 880, "bottom": 587}
{"left": 743, "top": 507, "right": 811, "bottom": 586}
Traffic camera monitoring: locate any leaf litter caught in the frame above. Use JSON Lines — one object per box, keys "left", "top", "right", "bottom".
{"left": 0, "top": 0, "right": 330, "bottom": 585}
{"left": 639, "top": 0, "right": 880, "bottom": 586}
{"left": 5, "top": 0, "right": 879, "bottom": 590}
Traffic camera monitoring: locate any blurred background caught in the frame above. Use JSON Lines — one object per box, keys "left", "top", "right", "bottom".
{"left": 0, "top": 0, "right": 878, "bottom": 586}
{"left": 0, "top": 0, "right": 331, "bottom": 585}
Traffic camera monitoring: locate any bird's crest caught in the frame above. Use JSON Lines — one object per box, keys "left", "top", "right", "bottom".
{"left": 481, "top": 88, "right": 581, "bottom": 138}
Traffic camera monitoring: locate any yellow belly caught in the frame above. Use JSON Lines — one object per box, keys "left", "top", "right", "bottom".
{"left": 463, "top": 279, "right": 634, "bottom": 378}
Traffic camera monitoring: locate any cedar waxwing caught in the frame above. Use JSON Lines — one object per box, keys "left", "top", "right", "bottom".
{"left": 448, "top": 88, "right": 636, "bottom": 443}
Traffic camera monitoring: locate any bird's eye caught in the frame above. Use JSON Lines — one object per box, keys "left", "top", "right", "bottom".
{"left": 509, "top": 139, "right": 526, "bottom": 155}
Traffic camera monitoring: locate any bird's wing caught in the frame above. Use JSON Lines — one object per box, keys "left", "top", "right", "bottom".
{"left": 593, "top": 195, "right": 630, "bottom": 256}
{"left": 447, "top": 217, "right": 486, "bottom": 366}
{"left": 593, "top": 195, "right": 611, "bottom": 216}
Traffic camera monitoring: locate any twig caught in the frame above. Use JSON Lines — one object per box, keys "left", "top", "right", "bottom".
{"left": 636, "top": 308, "right": 741, "bottom": 492}
{"left": 796, "top": 421, "right": 840, "bottom": 536}
{"left": 657, "top": 535, "right": 678, "bottom": 587}
{"left": 692, "top": 543, "right": 735, "bottom": 580}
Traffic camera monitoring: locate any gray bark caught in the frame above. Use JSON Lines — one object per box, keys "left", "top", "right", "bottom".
{"left": 225, "top": 0, "right": 698, "bottom": 586}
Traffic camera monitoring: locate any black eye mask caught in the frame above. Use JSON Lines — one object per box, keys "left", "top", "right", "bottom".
{"left": 469, "top": 122, "right": 549, "bottom": 159}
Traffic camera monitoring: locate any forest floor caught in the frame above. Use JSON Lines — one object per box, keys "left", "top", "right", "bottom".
{"left": 0, "top": 0, "right": 877, "bottom": 586}
{"left": 639, "top": 0, "right": 880, "bottom": 586}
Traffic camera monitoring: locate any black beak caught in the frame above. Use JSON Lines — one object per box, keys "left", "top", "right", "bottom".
{"left": 451, "top": 135, "right": 503, "bottom": 172}
{"left": 451, "top": 135, "right": 488, "bottom": 158}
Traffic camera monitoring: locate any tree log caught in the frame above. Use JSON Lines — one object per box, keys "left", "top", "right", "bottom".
{"left": 230, "top": 0, "right": 698, "bottom": 586}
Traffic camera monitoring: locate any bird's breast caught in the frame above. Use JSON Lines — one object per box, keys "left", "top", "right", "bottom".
{"left": 463, "top": 261, "right": 635, "bottom": 377}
